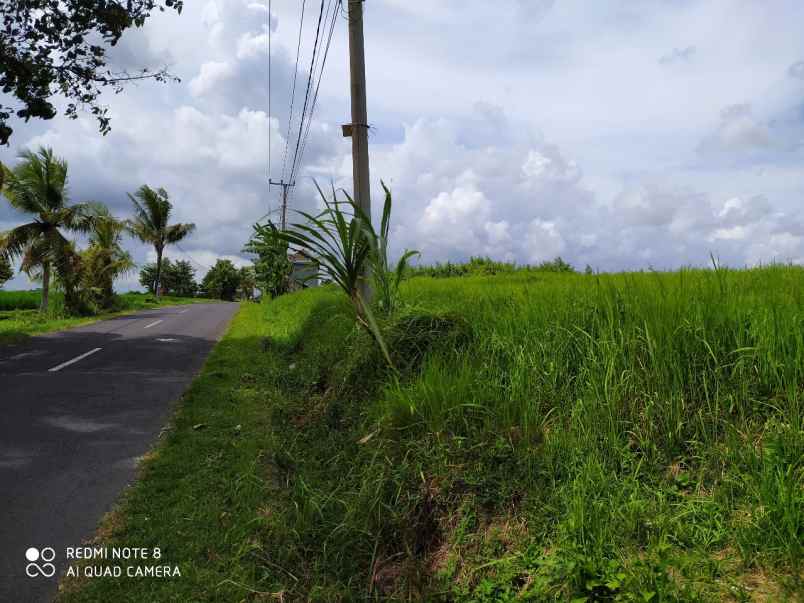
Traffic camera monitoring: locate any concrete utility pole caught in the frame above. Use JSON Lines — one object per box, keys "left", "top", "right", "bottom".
{"left": 344, "top": 0, "right": 372, "bottom": 300}
{"left": 269, "top": 179, "right": 295, "bottom": 230}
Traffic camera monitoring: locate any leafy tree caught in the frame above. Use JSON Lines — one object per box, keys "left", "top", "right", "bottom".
{"left": 126, "top": 186, "right": 195, "bottom": 299}
{"left": 82, "top": 207, "right": 135, "bottom": 308}
{"left": 201, "top": 259, "right": 240, "bottom": 301}
{"left": 0, "top": 147, "right": 97, "bottom": 312}
{"left": 139, "top": 260, "right": 165, "bottom": 295}
{"left": 0, "top": 1, "right": 183, "bottom": 145}
{"left": 168, "top": 260, "right": 197, "bottom": 297}
{"left": 536, "top": 256, "right": 576, "bottom": 273}
{"left": 243, "top": 221, "right": 292, "bottom": 298}
{"left": 139, "top": 258, "right": 196, "bottom": 297}
{"left": 237, "top": 266, "right": 256, "bottom": 301}
{"left": 0, "top": 253, "right": 12, "bottom": 287}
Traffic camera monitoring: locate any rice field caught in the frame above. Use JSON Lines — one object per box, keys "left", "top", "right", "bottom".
{"left": 0, "top": 289, "right": 43, "bottom": 311}
{"left": 58, "top": 265, "right": 803, "bottom": 602}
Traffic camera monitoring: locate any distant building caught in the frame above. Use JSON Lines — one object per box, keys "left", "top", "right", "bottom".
{"left": 289, "top": 252, "right": 319, "bottom": 289}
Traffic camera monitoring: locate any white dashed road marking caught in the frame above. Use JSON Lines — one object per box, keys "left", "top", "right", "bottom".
{"left": 48, "top": 348, "right": 103, "bottom": 373}
{"left": 143, "top": 320, "right": 163, "bottom": 329}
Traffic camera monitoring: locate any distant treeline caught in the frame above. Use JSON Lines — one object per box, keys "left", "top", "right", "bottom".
{"left": 407, "top": 255, "right": 580, "bottom": 278}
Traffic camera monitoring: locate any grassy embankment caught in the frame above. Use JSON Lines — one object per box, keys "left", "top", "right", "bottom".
{"left": 0, "top": 291, "right": 209, "bottom": 344}
{"left": 60, "top": 267, "right": 801, "bottom": 601}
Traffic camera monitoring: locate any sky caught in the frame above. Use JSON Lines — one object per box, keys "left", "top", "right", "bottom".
{"left": 2, "top": 0, "right": 804, "bottom": 290}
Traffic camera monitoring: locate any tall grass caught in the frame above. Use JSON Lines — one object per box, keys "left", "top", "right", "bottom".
{"left": 58, "top": 265, "right": 803, "bottom": 601}
{"left": 253, "top": 265, "right": 803, "bottom": 600}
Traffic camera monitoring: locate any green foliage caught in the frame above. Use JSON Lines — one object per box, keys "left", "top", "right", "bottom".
{"left": 58, "top": 268, "right": 804, "bottom": 602}
{"left": 409, "top": 255, "right": 578, "bottom": 279}
{"left": 138, "top": 261, "right": 162, "bottom": 294}
{"left": 200, "top": 259, "right": 240, "bottom": 301}
{"left": 0, "top": 289, "right": 41, "bottom": 310}
{"left": 243, "top": 220, "right": 292, "bottom": 298}
{"left": 0, "top": 253, "right": 12, "bottom": 287}
{"left": 237, "top": 266, "right": 256, "bottom": 300}
{"left": 81, "top": 206, "right": 135, "bottom": 309}
{"left": 273, "top": 182, "right": 391, "bottom": 364}
{"left": 409, "top": 256, "right": 517, "bottom": 278}
{"left": 168, "top": 260, "right": 198, "bottom": 298}
{"left": 0, "top": 1, "right": 183, "bottom": 144}
{"left": 365, "top": 182, "right": 419, "bottom": 315}
{"left": 536, "top": 255, "right": 576, "bottom": 273}
{"left": 0, "top": 147, "right": 99, "bottom": 314}
{"left": 126, "top": 185, "right": 196, "bottom": 298}
{"left": 139, "top": 258, "right": 198, "bottom": 297}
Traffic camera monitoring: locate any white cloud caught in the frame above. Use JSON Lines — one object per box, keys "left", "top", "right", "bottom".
{"left": 521, "top": 148, "right": 580, "bottom": 185}
{"left": 788, "top": 60, "right": 804, "bottom": 80}
{"left": 659, "top": 45, "right": 696, "bottom": 65}
{"left": 189, "top": 61, "right": 235, "bottom": 96}
{"left": 525, "top": 220, "right": 566, "bottom": 264}
{"left": 698, "top": 104, "right": 772, "bottom": 154}
{"left": 4, "top": 0, "right": 804, "bottom": 290}
{"left": 237, "top": 31, "right": 269, "bottom": 60}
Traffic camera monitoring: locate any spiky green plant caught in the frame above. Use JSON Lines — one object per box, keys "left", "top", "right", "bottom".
{"left": 362, "top": 181, "right": 419, "bottom": 315}
{"left": 274, "top": 182, "right": 394, "bottom": 365}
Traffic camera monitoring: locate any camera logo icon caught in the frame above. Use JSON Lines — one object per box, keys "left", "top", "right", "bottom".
{"left": 25, "top": 547, "right": 56, "bottom": 578}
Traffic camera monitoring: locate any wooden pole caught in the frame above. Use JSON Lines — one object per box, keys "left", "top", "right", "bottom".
{"left": 347, "top": 0, "right": 372, "bottom": 301}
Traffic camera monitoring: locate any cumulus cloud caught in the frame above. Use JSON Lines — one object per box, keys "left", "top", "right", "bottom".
{"left": 788, "top": 61, "right": 804, "bottom": 80}
{"left": 659, "top": 45, "right": 696, "bottom": 65}
{"left": 190, "top": 61, "right": 235, "bottom": 96}
{"left": 4, "top": 0, "right": 804, "bottom": 291}
{"left": 525, "top": 220, "right": 566, "bottom": 264}
{"left": 698, "top": 104, "right": 773, "bottom": 155}
{"left": 521, "top": 148, "right": 581, "bottom": 185}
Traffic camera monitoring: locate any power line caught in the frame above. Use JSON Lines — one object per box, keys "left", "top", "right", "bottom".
{"left": 268, "top": 0, "right": 272, "bottom": 181}
{"left": 287, "top": 0, "right": 326, "bottom": 186}
{"left": 174, "top": 243, "right": 213, "bottom": 272}
{"left": 280, "top": 0, "right": 307, "bottom": 186}
{"left": 291, "top": 0, "right": 340, "bottom": 195}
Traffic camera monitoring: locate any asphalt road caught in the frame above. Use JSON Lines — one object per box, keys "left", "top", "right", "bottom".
{"left": 0, "top": 302, "right": 238, "bottom": 602}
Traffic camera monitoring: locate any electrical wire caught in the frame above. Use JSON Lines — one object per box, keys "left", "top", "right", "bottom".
{"left": 268, "top": 0, "right": 272, "bottom": 181}
{"left": 291, "top": 0, "right": 340, "bottom": 192}
{"left": 280, "top": 0, "right": 307, "bottom": 185}
{"left": 287, "top": 0, "right": 326, "bottom": 187}
{"left": 174, "top": 242, "right": 213, "bottom": 272}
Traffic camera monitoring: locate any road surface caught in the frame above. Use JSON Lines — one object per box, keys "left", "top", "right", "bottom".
{"left": 0, "top": 302, "right": 238, "bottom": 602}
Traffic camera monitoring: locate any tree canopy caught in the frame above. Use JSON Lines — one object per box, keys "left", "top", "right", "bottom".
{"left": 201, "top": 259, "right": 240, "bottom": 302}
{"left": 243, "top": 221, "right": 292, "bottom": 299}
{"left": 0, "top": 0, "right": 183, "bottom": 144}
{"left": 127, "top": 185, "right": 195, "bottom": 298}
{"left": 0, "top": 147, "right": 99, "bottom": 312}
{"left": 0, "top": 253, "right": 12, "bottom": 287}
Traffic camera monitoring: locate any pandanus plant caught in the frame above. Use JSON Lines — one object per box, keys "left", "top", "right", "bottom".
{"left": 272, "top": 181, "right": 417, "bottom": 367}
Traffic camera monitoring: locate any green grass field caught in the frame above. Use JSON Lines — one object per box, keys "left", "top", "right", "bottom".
{"left": 0, "top": 291, "right": 209, "bottom": 344}
{"left": 0, "top": 289, "right": 42, "bottom": 311}
{"left": 58, "top": 267, "right": 802, "bottom": 602}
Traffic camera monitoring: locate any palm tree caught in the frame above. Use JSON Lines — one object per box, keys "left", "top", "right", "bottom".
{"left": 0, "top": 147, "right": 97, "bottom": 312}
{"left": 83, "top": 207, "right": 136, "bottom": 308}
{"left": 126, "top": 186, "right": 195, "bottom": 298}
